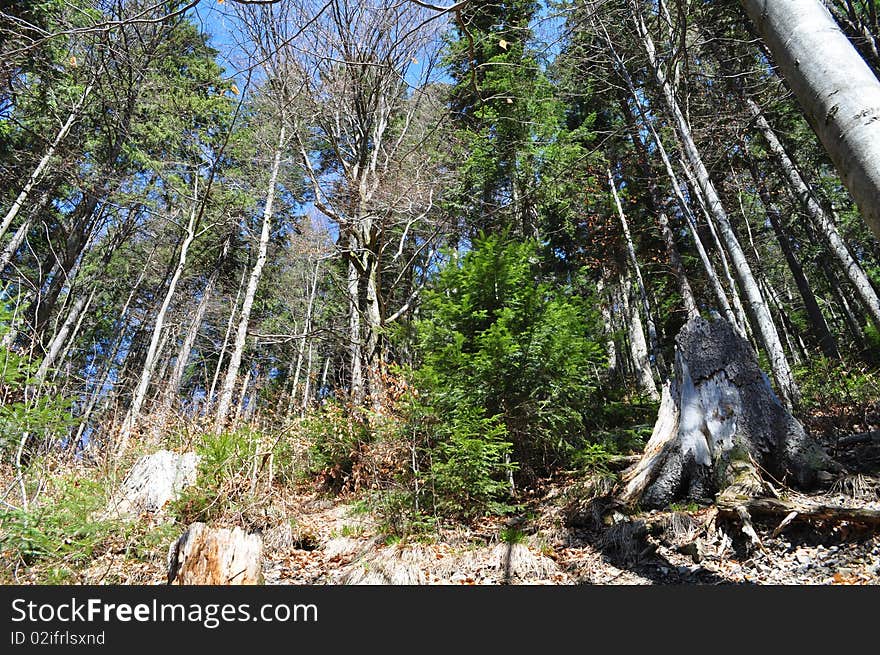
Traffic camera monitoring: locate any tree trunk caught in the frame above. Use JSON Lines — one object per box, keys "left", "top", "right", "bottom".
{"left": 0, "top": 85, "right": 93, "bottom": 242}
{"left": 679, "top": 160, "right": 751, "bottom": 341}
{"left": 164, "top": 238, "right": 229, "bottom": 409}
{"left": 215, "top": 126, "right": 285, "bottom": 431}
{"left": 749, "top": 162, "right": 841, "bottom": 359}
{"left": 364, "top": 253, "right": 385, "bottom": 407}
{"left": 346, "top": 234, "right": 364, "bottom": 405}
{"left": 740, "top": 0, "right": 880, "bottom": 241}
{"left": 208, "top": 264, "right": 248, "bottom": 409}
{"left": 167, "top": 522, "right": 263, "bottom": 585}
{"left": 620, "top": 267, "right": 660, "bottom": 400}
{"left": 34, "top": 286, "right": 96, "bottom": 382}
{"left": 608, "top": 168, "right": 664, "bottom": 376}
{"left": 596, "top": 270, "right": 619, "bottom": 378}
{"left": 117, "top": 203, "right": 199, "bottom": 456}
{"left": 745, "top": 98, "right": 880, "bottom": 332}
{"left": 619, "top": 317, "right": 836, "bottom": 509}
{"left": 632, "top": 6, "right": 799, "bottom": 408}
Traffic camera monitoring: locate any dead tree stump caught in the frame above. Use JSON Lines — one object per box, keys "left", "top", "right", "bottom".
{"left": 167, "top": 522, "right": 263, "bottom": 585}
{"left": 620, "top": 316, "right": 837, "bottom": 508}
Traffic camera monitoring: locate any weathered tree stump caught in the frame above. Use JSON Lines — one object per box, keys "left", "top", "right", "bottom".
{"left": 167, "top": 522, "right": 263, "bottom": 585}
{"left": 104, "top": 450, "right": 199, "bottom": 519}
{"left": 620, "top": 316, "right": 837, "bottom": 509}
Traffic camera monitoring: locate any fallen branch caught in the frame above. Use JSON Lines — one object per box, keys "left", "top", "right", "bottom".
{"left": 716, "top": 495, "right": 880, "bottom": 527}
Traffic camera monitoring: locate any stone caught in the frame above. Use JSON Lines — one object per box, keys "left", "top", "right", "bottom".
{"left": 104, "top": 450, "right": 199, "bottom": 519}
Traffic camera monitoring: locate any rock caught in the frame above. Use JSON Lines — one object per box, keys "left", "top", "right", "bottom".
{"left": 168, "top": 522, "right": 263, "bottom": 585}
{"left": 795, "top": 550, "right": 813, "bottom": 565}
{"left": 104, "top": 450, "right": 199, "bottom": 519}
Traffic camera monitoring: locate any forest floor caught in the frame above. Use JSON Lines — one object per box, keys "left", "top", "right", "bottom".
{"left": 3, "top": 401, "right": 880, "bottom": 585}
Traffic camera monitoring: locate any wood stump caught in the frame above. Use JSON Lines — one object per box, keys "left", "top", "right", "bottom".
{"left": 620, "top": 316, "right": 837, "bottom": 509}
{"left": 167, "top": 522, "right": 263, "bottom": 585}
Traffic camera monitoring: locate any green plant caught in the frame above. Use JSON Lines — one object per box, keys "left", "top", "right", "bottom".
{"left": 413, "top": 234, "right": 605, "bottom": 486}
{"left": 300, "top": 401, "right": 371, "bottom": 487}
{"left": 170, "top": 428, "right": 258, "bottom": 524}
{"left": 571, "top": 442, "right": 614, "bottom": 474}
{"left": 0, "top": 474, "right": 114, "bottom": 582}
{"left": 499, "top": 525, "right": 527, "bottom": 545}
{"left": 795, "top": 357, "right": 880, "bottom": 411}
{"left": 0, "top": 300, "right": 76, "bottom": 463}
{"left": 427, "top": 408, "right": 518, "bottom": 520}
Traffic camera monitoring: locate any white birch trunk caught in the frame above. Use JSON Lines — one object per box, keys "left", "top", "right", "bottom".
{"left": 0, "top": 85, "right": 93, "bottom": 242}
{"left": 214, "top": 126, "right": 285, "bottom": 431}
{"left": 34, "top": 286, "right": 95, "bottom": 382}
{"left": 608, "top": 168, "right": 662, "bottom": 375}
{"left": 740, "top": 0, "right": 880, "bottom": 241}
{"left": 633, "top": 5, "right": 799, "bottom": 408}
{"left": 620, "top": 268, "right": 660, "bottom": 401}
{"left": 746, "top": 98, "right": 880, "bottom": 331}
{"left": 117, "top": 204, "right": 199, "bottom": 456}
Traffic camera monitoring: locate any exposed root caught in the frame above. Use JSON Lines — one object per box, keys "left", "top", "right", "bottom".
{"left": 830, "top": 474, "right": 880, "bottom": 502}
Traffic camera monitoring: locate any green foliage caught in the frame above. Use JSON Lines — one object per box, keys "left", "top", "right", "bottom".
{"left": 795, "top": 357, "right": 880, "bottom": 411}
{"left": 415, "top": 234, "right": 606, "bottom": 478}
{"left": 499, "top": 525, "right": 527, "bottom": 545}
{"left": 0, "top": 301, "right": 76, "bottom": 462}
{"left": 300, "top": 401, "right": 371, "bottom": 485}
{"left": 428, "top": 408, "right": 517, "bottom": 519}
{"left": 0, "top": 476, "right": 109, "bottom": 571}
{"left": 170, "top": 428, "right": 259, "bottom": 524}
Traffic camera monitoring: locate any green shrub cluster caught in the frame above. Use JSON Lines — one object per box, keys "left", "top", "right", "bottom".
{"left": 795, "top": 357, "right": 880, "bottom": 411}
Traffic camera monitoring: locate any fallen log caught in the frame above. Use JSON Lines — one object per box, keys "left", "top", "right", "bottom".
{"left": 716, "top": 495, "right": 880, "bottom": 527}
{"left": 836, "top": 431, "right": 880, "bottom": 447}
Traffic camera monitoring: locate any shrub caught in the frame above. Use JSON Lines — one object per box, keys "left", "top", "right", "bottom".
{"left": 795, "top": 357, "right": 880, "bottom": 412}
{"left": 427, "top": 407, "right": 517, "bottom": 520}
{"left": 0, "top": 302, "right": 75, "bottom": 463}
{"left": 170, "top": 428, "right": 259, "bottom": 524}
{"left": 300, "top": 401, "right": 371, "bottom": 490}
{"left": 412, "top": 233, "right": 605, "bottom": 484}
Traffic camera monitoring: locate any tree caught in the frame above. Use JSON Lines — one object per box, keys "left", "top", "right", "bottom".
{"left": 413, "top": 234, "right": 605, "bottom": 481}
{"left": 740, "top": 0, "right": 880, "bottom": 242}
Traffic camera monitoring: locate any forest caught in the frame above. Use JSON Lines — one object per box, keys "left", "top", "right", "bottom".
{"left": 1, "top": 0, "right": 880, "bottom": 586}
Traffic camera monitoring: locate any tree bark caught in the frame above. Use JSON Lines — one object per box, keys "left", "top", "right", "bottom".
{"left": 167, "top": 522, "right": 263, "bottom": 585}
{"left": 749, "top": 162, "right": 841, "bottom": 359}
{"left": 117, "top": 203, "right": 199, "bottom": 456}
{"left": 608, "top": 168, "right": 663, "bottom": 377}
{"left": 740, "top": 0, "right": 880, "bottom": 241}
{"left": 0, "top": 85, "right": 93, "bottom": 242}
{"left": 619, "top": 267, "right": 660, "bottom": 401}
{"left": 745, "top": 98, "right": 880, "bottom": 332}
